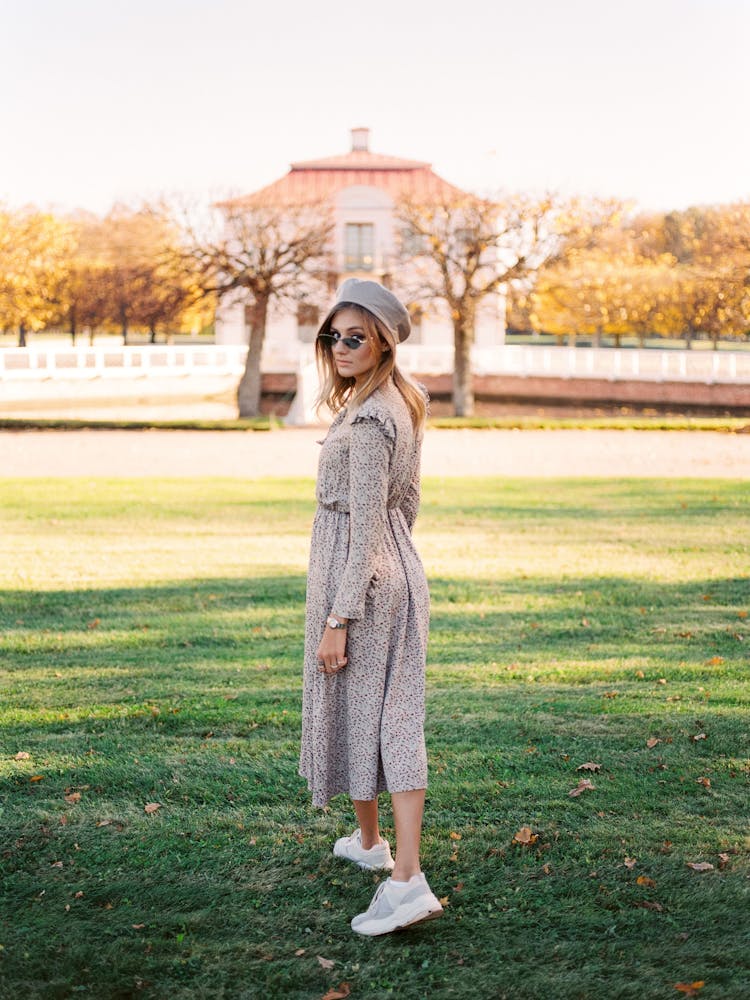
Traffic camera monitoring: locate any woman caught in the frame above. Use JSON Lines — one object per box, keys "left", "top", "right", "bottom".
{"left": 299, "top": 278, "right": 443, "bottom": 936}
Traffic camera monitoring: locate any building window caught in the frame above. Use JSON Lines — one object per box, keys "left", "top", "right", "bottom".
{"left": 344, "top": 223, "right": 375, "bottom": 271}
{"left": 297, "top": 303, "right": 320, "bottom": 343}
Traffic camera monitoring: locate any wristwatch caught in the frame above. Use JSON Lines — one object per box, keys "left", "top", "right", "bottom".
{"left": 326, "top": 615, "right": 347, "bottom": 630}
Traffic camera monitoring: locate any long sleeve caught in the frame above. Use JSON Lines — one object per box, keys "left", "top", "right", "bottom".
{"left": 330, "top": 416, "right": 394, "bottom": 622}
{"left": 399, "top": 448, "right": 421, "bottom": 533}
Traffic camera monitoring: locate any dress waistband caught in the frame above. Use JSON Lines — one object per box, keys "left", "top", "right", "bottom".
{"left": 320, "top": 500, "right": 400, "bottom": 513}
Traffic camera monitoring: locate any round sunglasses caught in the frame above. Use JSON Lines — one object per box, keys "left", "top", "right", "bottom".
{"left": 317, "top": 331, "right": 367, "bottom": 350}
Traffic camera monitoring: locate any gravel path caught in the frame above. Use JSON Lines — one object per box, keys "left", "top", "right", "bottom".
{"left": 0, "top": 428, "right": 748, "bottom": 478}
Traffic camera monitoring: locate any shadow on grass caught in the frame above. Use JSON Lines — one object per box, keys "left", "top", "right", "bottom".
{"left": 1, "top": 572, "right": 746, "bottom": 681}
{"left": 1, "top": 571, "right": 746, "bottom": 762}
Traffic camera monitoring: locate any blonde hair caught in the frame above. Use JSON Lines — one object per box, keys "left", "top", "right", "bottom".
{"left": 314, "top": 303, "right": 427, "bottom": 435}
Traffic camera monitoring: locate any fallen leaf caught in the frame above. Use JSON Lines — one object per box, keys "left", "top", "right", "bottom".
{"left": 692, "top": 733, "right": 707, "bottom": 742}
{"left": 569, "top": 778, "right": 595, "bottom": 797}
{"left": 738, "top": 610, "right": 748, "bottom": 619}
{"left": 657, "top": 678, "right": 667, "bottom": 685}
{"left": 449, "top": 851, "right": 459, "bottom": 861}
{"left": 636, "top": 875, "right": 656, "bottom": 887}
{"left": 51, "top": 860, "right": 64, "bottom": 868}
{"left": 321, "top": 984, "right": 351, "bottom": 1000}
{"left": 294, "top": 948, "right": 306, "bottom": 956}
{"left": 718, "top": 853, "right": 730, "bottom": 869}
{"left": 316, "top": 955, "right": 335, "bottom": 970}
{"left": 624, "top": 857, "right": 637, "bottom": 869}
{"left": 646, "top": 737, "right": 662, "bottom": 748}
{"left": 14, "top": 751, "right": 31, "bottom": 760}
{"left": 603, "top": 691, "right": 619, "bottom": 698}
{"left": 449, "top": 831, "right": 462, "bottom": 840}
{"left": 706, "top": 656, "right": 724, "bottom": 666}
{"left": 635, "top": 670, "right": 645, "bottom": 678}
{"left": 74, "top": 891, "right": 84, "bottom": 899}
{"left": 577, "top": 762, "right": 601, "bottom": 772}
{"left": 30, "top": 775, "right": 45, "bottom": 782}
{"left": 438, "top": 896, "right": 449, "bottom": 906}
{"left": 64, "top": 792, "right": 81, "bottom": 804}
{"left": 96, "top": 819, "right": 112, "bottom": 827}
{"left": 144, "top": 802, "right": 162, "bottom": 814}
{"left": 634, "top": 900, "right": 663, "bottom": 911}
{"left": 686, "top": 862, "right": 713, "bottom": 872}
{"left": 132, "top": 923, "right": 145, "bottom": 930}
{"left": 581, "top": 617, "right": 590, "bottom": 627}
{"left": 513, "top": 826, "right": 538, "bottom": 845}
{"left": 696, "top": 777, "right": 711, "bottom": 788}
{"left": 87, "top": 618, "right": 101, "bottom": 629}
{"left": 674, "top": 983, "right": 705, "bottom": 996}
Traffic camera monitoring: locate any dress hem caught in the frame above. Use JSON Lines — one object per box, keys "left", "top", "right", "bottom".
{"left": 299, "top": 770, "right": 428, "bottom": 809}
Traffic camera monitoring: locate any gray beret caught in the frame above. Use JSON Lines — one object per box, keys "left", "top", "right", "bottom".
{"left": 322, "top": 278, "right": 411, "bottom": 346}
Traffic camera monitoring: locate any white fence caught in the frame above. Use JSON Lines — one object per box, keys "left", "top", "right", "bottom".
{"left": 0, "top": 343, "right": 749, "bottom": 384}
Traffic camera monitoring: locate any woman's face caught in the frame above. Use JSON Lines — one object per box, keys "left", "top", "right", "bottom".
{"left": 329, "top": 307, "right": 379, "bottom": 384}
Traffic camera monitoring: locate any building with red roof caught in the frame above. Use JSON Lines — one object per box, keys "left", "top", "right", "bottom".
{"left": 215, "top": 128, "right": 505, "bottom": 356}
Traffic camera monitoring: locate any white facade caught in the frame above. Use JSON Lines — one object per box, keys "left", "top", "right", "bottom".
{"left": 215, "top": 131, "right": 506, "bottom": 356}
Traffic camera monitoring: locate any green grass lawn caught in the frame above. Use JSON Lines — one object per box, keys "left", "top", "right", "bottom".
{"left": 1, "top": 477, "right": 748, "bottom": 1000}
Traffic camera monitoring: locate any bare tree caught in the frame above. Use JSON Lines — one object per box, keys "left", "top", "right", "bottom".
{"left": 396, "top": 193, "right": 618, "bottom": 416}
{"left": 181, "top": 198, "right": 334, "bottom": 417}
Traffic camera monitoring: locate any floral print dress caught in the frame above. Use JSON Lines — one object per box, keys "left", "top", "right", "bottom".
{"left": 299, "top": 378, "right": 430, "bottom": 807}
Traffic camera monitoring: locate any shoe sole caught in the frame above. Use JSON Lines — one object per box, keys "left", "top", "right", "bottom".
{"left": 332, "top": 848, "right": 394, "bottom": 872}
{"left": 352, "top": 902, "right": 444, "bottom": 936}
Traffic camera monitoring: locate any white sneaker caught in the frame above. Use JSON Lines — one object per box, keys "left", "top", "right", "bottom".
{"left": 333, "top": 828, "right": 395, "bottom": 871}
{"left": 351, "top": 872, "right": 443, "bottom": 936}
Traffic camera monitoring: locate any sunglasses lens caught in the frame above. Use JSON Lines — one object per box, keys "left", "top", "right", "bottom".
{"left": 318, "top": 332, "right": 365, "bottom": 350}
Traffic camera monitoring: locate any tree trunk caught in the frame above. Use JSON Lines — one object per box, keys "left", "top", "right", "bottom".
{"left": 237, "top": 297, "right": 269, "bottom": 417}
{"left": 637, "top": 332, "right": 646, "bottom": 348}
{"left": 613, "top": 333, "right": 622, "bottom": 348}
{"left": 452, "top": 318, "right": 474, "bottom": 417}
{"left": 149, "top": 325, "right": 157, "bottom": 344}
{"left": 592, "top": 328, "right": 602, "bottom": 349}
{"left": 18, "top": 323, "right": 27, "bottom": 347}
{"left": 685, "top": 328, "right": 694, "bottom": 350}
{"left": 121, "top": 305, "right": 128, "bottom": 346}
{"left": 70, "top": 305, "right": 77, "bottom": 345}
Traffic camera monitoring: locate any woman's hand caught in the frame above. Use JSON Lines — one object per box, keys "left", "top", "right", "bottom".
{"left": 317, "top": 619, "right": 348, "bottom": 674}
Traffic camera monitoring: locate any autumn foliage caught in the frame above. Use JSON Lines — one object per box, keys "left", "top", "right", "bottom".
{"left": 511, "top": 202, "right": 750, "bottom": 349}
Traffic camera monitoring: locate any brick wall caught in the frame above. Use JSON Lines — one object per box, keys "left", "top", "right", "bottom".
{"left": 263, "top": 372, "right": 750, "bottom": 415}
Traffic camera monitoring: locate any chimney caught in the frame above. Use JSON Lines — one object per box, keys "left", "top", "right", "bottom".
{"left": 351, "top": 127, "right": 370, "bottom": 152}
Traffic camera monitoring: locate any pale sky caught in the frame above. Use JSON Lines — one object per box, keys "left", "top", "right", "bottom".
{"left": 2, "top": 0, "right": 748, "bottom": 215}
